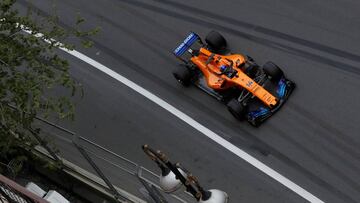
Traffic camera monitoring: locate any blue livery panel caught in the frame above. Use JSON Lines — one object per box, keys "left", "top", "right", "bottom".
{"left": 277, "top": 78, "right": 287, "bottom": 98}
{"left": 248, "top": 107, "right": 270, "bottom": 119}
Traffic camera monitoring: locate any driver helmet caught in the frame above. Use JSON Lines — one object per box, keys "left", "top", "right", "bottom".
{"left": 220, "top": 65, "right": 228, "bottom": 72}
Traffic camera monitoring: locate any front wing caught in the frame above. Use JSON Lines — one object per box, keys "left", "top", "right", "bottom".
{"left": 247, "top": 77, "right": 295, "bottom": 126}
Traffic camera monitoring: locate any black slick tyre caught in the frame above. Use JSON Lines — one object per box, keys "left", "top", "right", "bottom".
{"left": 263, "top": 61, "right": 284, "bottom": 81}
{"left": 205, "top": 31, "right": 227, "bottom": 51}
{"left": 227, "top": 99, "right": 246, "bottom": 120}
{"left": 172, "top": 66, "right": 191, "bottom": 86}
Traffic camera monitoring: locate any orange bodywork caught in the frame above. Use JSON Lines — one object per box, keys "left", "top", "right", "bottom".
{"left": 191, "top": 48, "right": 278, "bottom": 107}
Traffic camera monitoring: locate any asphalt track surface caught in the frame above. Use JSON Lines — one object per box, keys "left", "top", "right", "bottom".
{"left": 17, "top": 0, "right": 360, "bottom": 202}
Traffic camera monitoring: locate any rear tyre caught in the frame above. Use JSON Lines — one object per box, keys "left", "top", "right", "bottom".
{"left": 205, "top": 31, "right": 227, "bottom": 51}
{"left": 172, "top": 65, "right": 192, "bottom": 86}
{"left": 263, "top": 61, "right": 283, "bottom": 81}
{"left": 227, "top": 99, "right": 246, "bottom": 120}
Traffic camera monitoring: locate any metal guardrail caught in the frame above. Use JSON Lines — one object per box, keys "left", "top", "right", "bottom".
{"left": 32, "top": 117, "right": 194, "bottom": 203}
{"left": 75, "top": 136, "right": 193, "bottom": 203}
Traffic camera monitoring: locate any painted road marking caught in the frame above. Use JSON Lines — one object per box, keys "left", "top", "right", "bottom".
{"left": 21, "top": 27, "right": 324, "bottom": 203}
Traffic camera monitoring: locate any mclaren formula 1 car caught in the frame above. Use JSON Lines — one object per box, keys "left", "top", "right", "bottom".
{"left": 172, "top": 31, "right": 295, "bottom": 126}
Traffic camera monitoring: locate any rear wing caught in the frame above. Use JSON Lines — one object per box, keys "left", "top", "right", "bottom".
{"left": 173, "top": 32, "right": 203, "bottom": 62}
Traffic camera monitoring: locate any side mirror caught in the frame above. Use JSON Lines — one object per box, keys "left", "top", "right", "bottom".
{"left": 199, "top": 189, "right": 229, "bottom": 203}
{"left": 159, "top": 168, "right": 187, "bottom": 193}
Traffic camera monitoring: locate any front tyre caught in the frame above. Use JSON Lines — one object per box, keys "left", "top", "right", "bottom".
{"left": 263, "top": 61, "right": 284, "bottom": 81}
{"left": 172, "top": 65, "right": 192, "bottom": 86}
{"left": 227, "top": 99, "right": 246, "bottom": 120}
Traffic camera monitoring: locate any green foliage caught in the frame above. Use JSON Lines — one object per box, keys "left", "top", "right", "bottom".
{"left": 0, "top": 1, "right": 97, "bottom": 162}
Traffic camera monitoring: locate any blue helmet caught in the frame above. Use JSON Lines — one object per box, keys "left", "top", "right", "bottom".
{"left": 220, "top": 65, "right": 228, "bottom": 72}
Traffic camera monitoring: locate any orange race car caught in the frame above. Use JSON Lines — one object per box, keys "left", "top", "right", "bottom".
{"left": 172, "top": 31, "right": 295, "bottom": 126}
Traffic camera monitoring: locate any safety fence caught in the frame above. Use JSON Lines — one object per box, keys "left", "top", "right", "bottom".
{"left": 32, "top": 117, "right": 195, "bottom": 203}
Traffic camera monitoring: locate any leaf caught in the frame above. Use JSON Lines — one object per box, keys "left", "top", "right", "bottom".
{"left": 0, "top": 0, "right": 97, "bottom": 167}
{"left": 81, "top": 40, "right": 93, "bottom": 48}
{"left": 76, "top": 14, "right": 85, "bottom": 25}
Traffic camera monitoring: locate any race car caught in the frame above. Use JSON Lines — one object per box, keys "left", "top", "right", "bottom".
{"left": 172, "top": 31, "right": 295, "bottom": 126}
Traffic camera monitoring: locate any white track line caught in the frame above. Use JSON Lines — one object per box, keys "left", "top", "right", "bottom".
{"left": 21, "top": 27, "right": 323, "bottom": 202}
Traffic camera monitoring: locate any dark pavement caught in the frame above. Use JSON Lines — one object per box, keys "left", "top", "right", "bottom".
{"left": 16, "top": 0, "right": 360, "bottom": 202}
